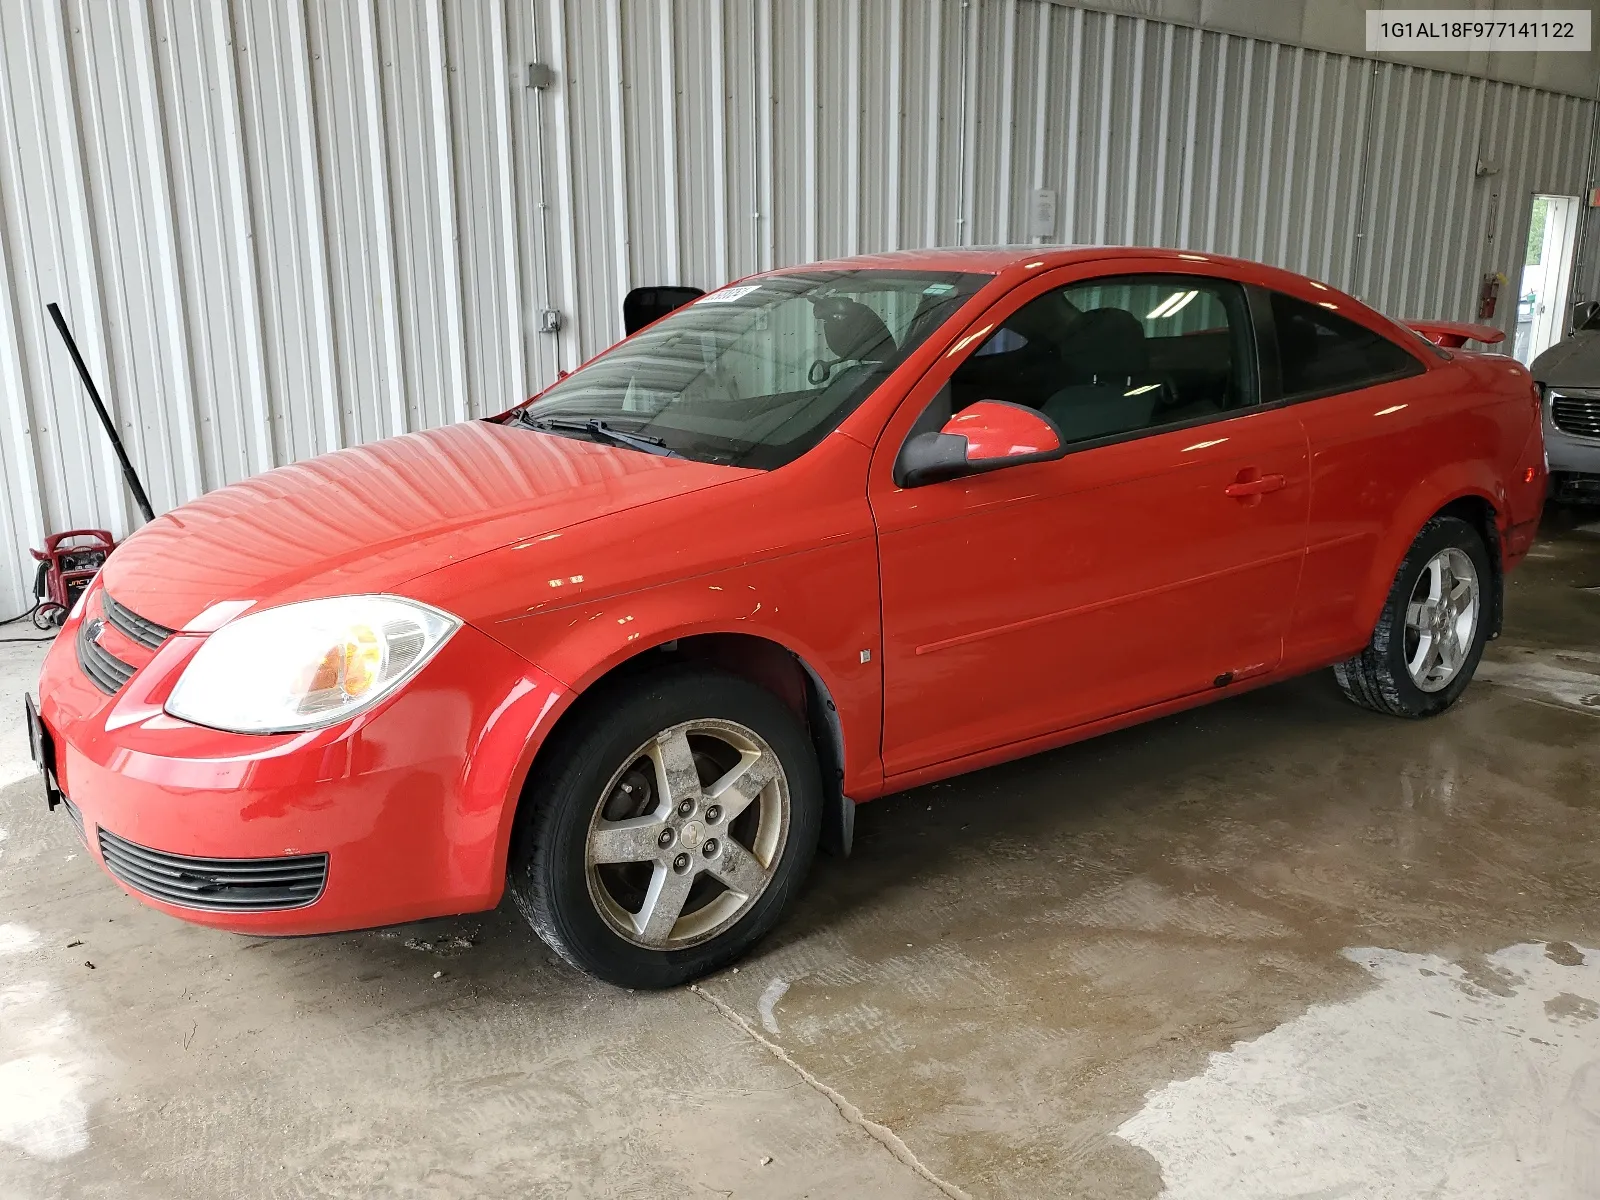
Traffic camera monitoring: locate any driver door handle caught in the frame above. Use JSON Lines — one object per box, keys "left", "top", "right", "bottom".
{"left": 1224, "top": 473, "right": 1287, "bottom": 498}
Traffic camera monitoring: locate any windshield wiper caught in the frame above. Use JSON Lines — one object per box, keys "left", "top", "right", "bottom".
{"left": 510, "top": 411, "right": 683, "bottom": 458}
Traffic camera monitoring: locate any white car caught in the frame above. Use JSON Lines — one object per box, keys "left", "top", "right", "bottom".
{"left": 1532, "top": 300, "right": 1600, "bottom": 504}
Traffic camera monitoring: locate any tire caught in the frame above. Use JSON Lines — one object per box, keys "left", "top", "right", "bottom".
{"left": 508, "top": 665, "right": 823, "bottom": 989}
{"left": 1333, "top": 515, "right": 1492, "bottom": 718}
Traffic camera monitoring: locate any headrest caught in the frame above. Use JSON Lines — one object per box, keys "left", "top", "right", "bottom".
{"left": 1278, "top": 311, "right": 1322, "bottom": 362}
{"left": 813, "top": 297, "right": 896, "bottom": 363}
{"left": 1072, "top": 308, "right": 1148, "bottom": 379}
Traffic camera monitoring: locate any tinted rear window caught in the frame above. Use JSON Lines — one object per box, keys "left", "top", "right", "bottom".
{"left": 1271, "top": 292, "right": 1424, "bottom": 399}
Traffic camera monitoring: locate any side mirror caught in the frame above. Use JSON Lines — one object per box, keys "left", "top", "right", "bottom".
{"left": 1572, "top": 300, "right": 1600, "bottom": 334}
{"left": 897, "top": 400, "right": 1064, "bottom": 487}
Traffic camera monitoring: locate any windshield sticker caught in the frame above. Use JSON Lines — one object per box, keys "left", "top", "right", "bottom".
{"left": 700, "top": 284, "right": 762, "bottom": 304}
{"left": 922, "top": 282, "right": 956, "bottom": 295}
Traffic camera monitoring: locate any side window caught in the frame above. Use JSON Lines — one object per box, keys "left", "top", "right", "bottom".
{"left": 1270, "top": 292, "right": 1424, "bottom": 399}
{"left": 936, "top": 274, "right": 1256, "bottom": 447}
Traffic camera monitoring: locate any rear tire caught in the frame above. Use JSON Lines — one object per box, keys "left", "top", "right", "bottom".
{"left": 1333, "top": 515, "right": 1491, "bottom": 718}
{"left": 508, "top": 665, "right": 822, "bottom": 989}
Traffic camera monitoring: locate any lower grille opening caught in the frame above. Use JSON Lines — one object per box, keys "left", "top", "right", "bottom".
{"left": 97, "top": 828, "right": 328, "bottom": 912}
{"left": 59, "top": 795, "right": 86, "bottom": 846}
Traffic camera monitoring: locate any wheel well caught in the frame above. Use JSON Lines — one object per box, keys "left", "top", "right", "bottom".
{"left": 1434, "top": 495, "right": 1503, "bottom": 639}
{"left": 517, "top": 634, "right": 852, "bottom": 856}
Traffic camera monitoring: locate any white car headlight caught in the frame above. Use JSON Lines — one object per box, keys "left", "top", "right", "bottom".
{"left": 165, "top": 595, "right": 460, "bottom": 734}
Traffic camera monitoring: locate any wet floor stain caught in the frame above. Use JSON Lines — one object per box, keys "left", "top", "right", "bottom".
{"left": 1117, "top": 943, "right": 1600, "bottom": 1199}
{"left": 1478, "top": 649, "right": 1600, "bottom": 715}
{"left": 0, "top": 925, "right": 98, "bottom": 1163}
{"left": 1545, "top": 992, "right": 1600, "bottom": 1023}
{"left": 1549, "top": 941, "right": 1588, "bottom": 967}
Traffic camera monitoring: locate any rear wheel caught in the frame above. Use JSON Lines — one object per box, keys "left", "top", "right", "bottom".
{"left": 1333, "top": 515, "right": 1491, "bottom": 718}
{"left": 509, "top": 666, "right": 822, "bottom": 988}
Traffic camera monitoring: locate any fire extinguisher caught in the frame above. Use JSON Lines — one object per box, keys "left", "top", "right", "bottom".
{"left": 1477, "top": 271, "right": 1508, "bottom": 321}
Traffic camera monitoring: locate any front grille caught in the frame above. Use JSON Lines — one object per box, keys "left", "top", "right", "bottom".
{"left": 97, "top": 828, "right": 328, "bottom": 912}
{"left": 102, "top": 592, "right": 174, "bottom": 651}
{"left": 59, "top": 794, "right": 86, "bottom": 846}
{"left": 1551, "top": 392, "right": 1600, "bottom": 440}
{"left": 76, "top": 618, "right": 135, "bottom": 694}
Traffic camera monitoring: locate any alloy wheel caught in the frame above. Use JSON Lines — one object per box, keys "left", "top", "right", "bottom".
{"left": 1402, "top": 546, "right": 1480, "bottom": 693}
{"left": 584, "top": 718, "right": 790, "bottom": 949}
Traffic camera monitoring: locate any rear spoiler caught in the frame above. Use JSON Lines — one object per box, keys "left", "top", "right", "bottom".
{"left": 1405, "top": 320, "right": 1506, "bottom": 349}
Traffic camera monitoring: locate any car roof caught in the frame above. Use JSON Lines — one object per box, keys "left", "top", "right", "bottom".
{"left": 789, "top": 244, "right": 1265, "bottom": 275}
{"left": 768, "top": 244, "right": 1415, "bottom": 337}
{"left": 778, "top": 244, "right": 1348, "bottom": 295}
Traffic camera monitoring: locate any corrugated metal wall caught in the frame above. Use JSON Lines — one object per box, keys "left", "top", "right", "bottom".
{"left": 2, "top": 0, "right": 1595, "bottom": 615}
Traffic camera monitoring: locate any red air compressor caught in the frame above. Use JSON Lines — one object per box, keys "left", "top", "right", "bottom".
{"left": 30, "top": 529, "right": 117, "bottom": 627}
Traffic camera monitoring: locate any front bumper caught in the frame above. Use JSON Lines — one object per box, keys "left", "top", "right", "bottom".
{"left": 1544, "top": 388, "right": 1600, "bottom": 490}
{"left": 35, "top": 592, "right": 569, "bottom": 934}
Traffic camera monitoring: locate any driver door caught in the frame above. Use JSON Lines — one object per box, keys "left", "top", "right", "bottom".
{"left": 869, "top": 267, "right": 1310, "bottom": 779}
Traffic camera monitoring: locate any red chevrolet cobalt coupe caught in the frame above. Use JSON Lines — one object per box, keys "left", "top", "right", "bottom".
{"left": 31, "top": 247, "right": 1545, "bottom": 987}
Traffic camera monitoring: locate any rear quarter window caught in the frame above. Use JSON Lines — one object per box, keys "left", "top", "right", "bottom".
{"left": 1271, "top": 292, "right": 1425, "bottom": 400}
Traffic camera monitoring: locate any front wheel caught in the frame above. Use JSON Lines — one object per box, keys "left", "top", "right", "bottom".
{"left": 1333, "top": 515, "right": 1492, "bottom": 718}
{"left": 508, "top": 666, "right": 822, "bottom": 988}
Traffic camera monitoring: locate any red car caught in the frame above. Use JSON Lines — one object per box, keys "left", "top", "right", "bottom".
{"left": 30, "top": 247, "right": 1546, "bottom": 988}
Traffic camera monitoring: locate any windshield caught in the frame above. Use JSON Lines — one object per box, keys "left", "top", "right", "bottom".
{"left": 508, "top": 269, "right": 990, "bottom": 468}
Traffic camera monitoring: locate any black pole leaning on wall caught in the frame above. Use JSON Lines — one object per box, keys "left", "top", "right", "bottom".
{"left": 46, "top": 302, "right": 156, "bottom": 525}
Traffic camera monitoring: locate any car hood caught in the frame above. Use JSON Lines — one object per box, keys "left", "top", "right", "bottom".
{"left": 102, "top": 420, "right": 752, "bottom": 630}
{"left": 1531, "top": 331, "right": 1600, "bottom": 387}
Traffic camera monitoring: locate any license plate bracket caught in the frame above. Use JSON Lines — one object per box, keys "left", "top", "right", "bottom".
{"left": 23, "top": 694, "right": 64, "bottom": 811}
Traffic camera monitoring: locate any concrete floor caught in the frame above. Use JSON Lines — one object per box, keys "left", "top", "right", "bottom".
{"left": 2, "top": 512, "right": 1599, "bottom": 1199}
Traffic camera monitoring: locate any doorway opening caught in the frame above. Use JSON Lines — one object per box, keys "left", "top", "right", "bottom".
{"left": 1515, "top": 193, "right": 1579, "bottom": 365}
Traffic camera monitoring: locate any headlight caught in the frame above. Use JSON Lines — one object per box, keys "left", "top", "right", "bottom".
{"left": 165, "top": 595, "right": 460, "bottom": 733}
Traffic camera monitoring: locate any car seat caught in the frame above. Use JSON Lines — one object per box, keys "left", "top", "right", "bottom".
{"left": 807, "top": 297, "right": 899, "bottom": 403}
{"left": 1042, "top": 308, "right": 1168, "bottom": 442}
